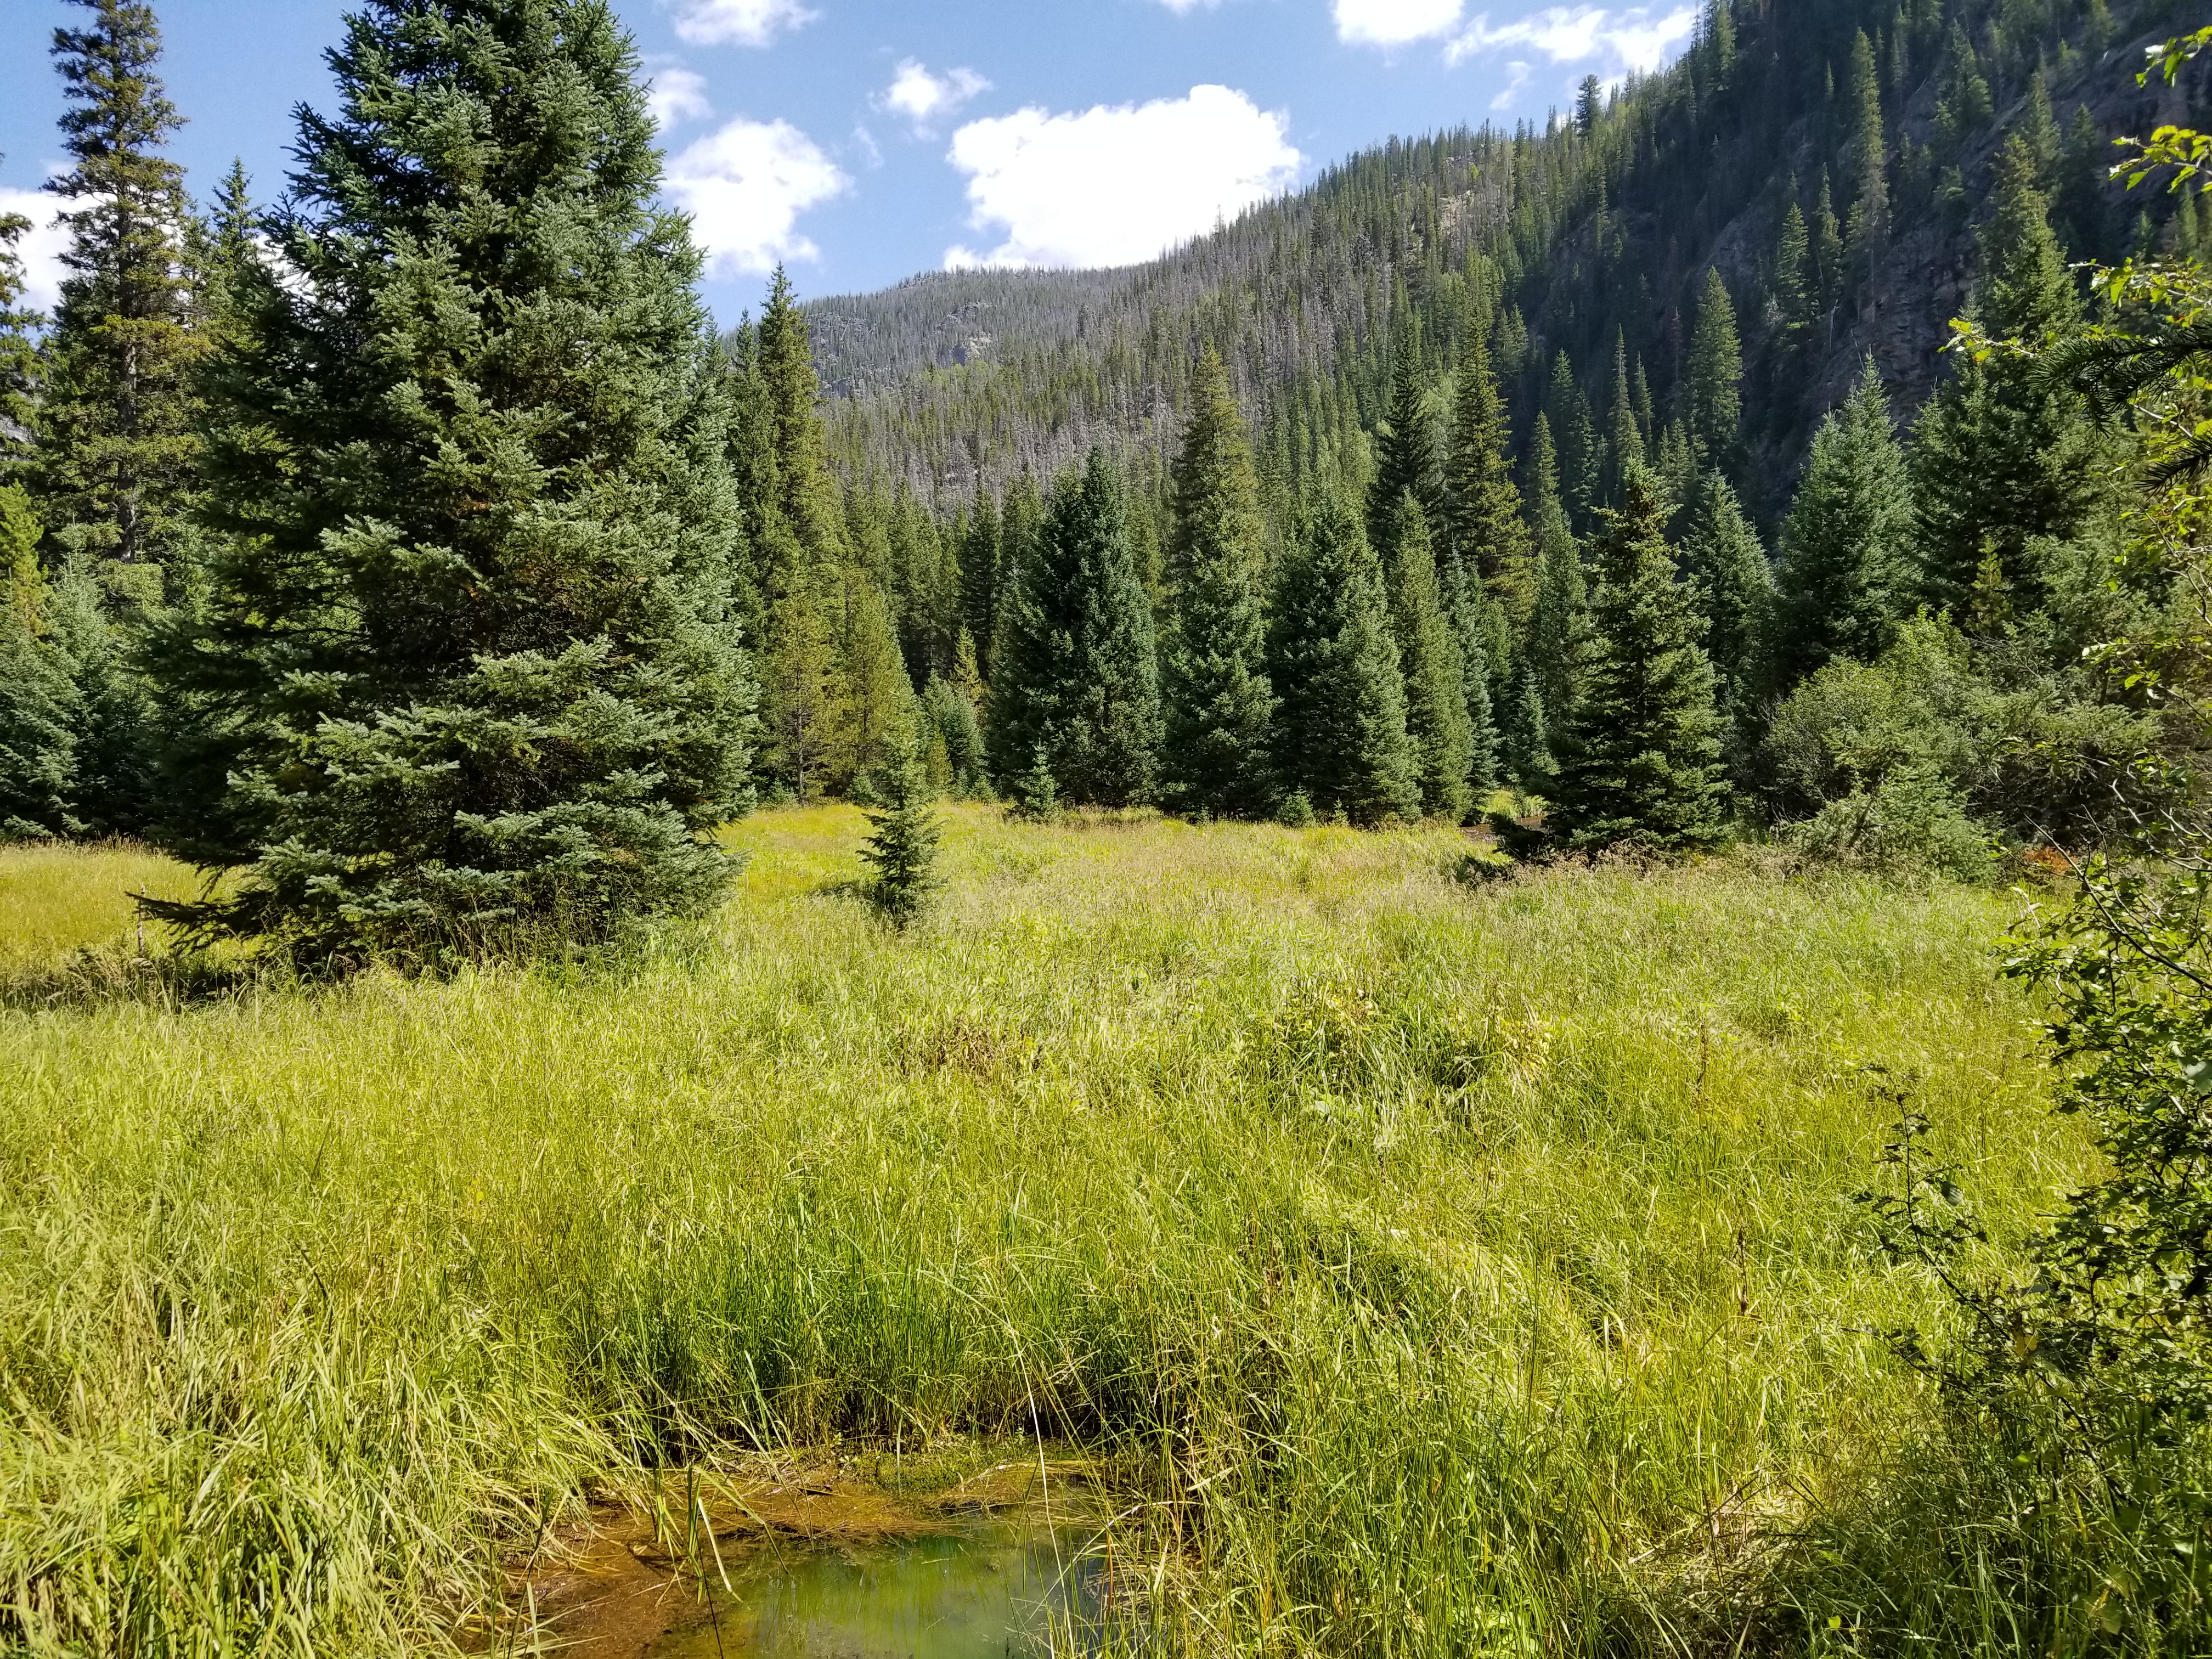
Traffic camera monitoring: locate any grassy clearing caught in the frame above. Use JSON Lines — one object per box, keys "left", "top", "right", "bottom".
{"left": 0, "top": 809, "right": 2085, "bottom": 1655}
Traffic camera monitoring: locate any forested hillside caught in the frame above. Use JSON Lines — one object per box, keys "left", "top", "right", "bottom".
{"left": 810, "top": 0, "right": 2209, "bottom": 526}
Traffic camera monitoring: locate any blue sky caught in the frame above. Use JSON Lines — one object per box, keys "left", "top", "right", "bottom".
{"left": 1, "top": 0, "right": 1697, "bottom": 326}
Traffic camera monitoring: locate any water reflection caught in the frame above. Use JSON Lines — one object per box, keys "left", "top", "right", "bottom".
{"left": 645, "top": 1520, "right": 1103, "bottom": 1658}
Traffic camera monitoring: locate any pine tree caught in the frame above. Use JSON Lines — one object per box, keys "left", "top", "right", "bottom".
{"left": 1267, "top": 488, "right": 1421, "bottom": 827}
{"left": 858, "top": 732, "right": 942, "bottom": 931}
{"left": 194, "top": 160, "right": 259, "bottom": 352}
{"left": 1910, "top": 136, "right": 2100, "bottom": 613}
{"left": 1548, "top": 350, "right": 1598, "bottom": 527}
{"left": 1009, "top": 744, "right": 1059, "bottom": 822}
{"left": 1368, "top": 338, "right": 1442, "bottom": 553}
{"left": 989, "top": 450, "right": 1161, "bottom": 808}
{"left": 146, "top": 0, "right": 756, "bottom": 962}
{"left": 2021, "top": 67, "right": 2059, "bottom": 184}
{"left": 1770, "top": 358, "right": 1910, "bottom": 690}
{"left": 0, "top": 201, "right": 78, "bottom": 842}
{"left": 0, "top": 493, "right": 81, "bottom": 841}
{"left": 1844, "top": 30, "right": 1889, "bottom": 275}
{"left": 1683, "top": 268, "right": 1742, "bottom": 475}
{"left": 1440, "top": 557, "right": 1501, "bottom": 797}
{"left": 1809, "top": 169, "right": 1842, "bottom": 313}
{"left": 1525, "top": 510, "right": 1588, "bottom": 744}
{"left": 835, "top": 575, "right": 918, "bottom": 795}
{"left": 762, "top": 573, "right": 837, "bottom": 804}
{"left": 1677, "top": 469, "right": 1771, "bottom": 715}
{"left": 1600, "top": 331, "right": 1646, "bottom": 505}
{"left": 1547, "top": 467, "right": 1727, "bottom": 853}
{"left": 755, "top": 266, "right": 845, "bottom": 570}
{"left": 1935, "top": 23, "right": 1993, "bottom": 155}
{"left": 1380, "top": 492, "right": 1474, "bottom": 822}
{"left": 41, "top": 557, "right": 152, "bottom": 835}
{"left": 0, "top": 185, "right": 37, "bottom": 472}
{"left": 1774, "top": 195, "right": 1814, "bottom": 352}
{"left": 1442, "top": 307, "right": 1534, "bottom": 613}
{"left": 920, "top": 673, "right": 986, "bottom": 797}
{"left": 958, "top": 486, "right": 1001, "bottom": 684}
{"left": 1499, "top": 661, "right": 1549, "bottom": 794}
{"left": 2053, "top": 105, "right": 2112, "bottom": 263}
{"left": 1162, "top": 349, "right": 1274, "bottom": 818}
{"left": 31, "top": 0, "right": 202, "bottom": 571}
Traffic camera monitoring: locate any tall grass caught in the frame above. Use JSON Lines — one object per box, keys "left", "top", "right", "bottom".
{"left": 0, "top": 811, "right": 2088, "bottom": 1654}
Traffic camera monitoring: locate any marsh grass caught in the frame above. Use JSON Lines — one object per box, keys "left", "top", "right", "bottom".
{"left": 0, "top": 811, "right": 2089, "bottom": 1654}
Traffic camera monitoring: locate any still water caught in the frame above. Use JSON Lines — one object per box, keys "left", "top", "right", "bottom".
{"left": 643, "top": 1520, "right": 1105, "bottom": 1658}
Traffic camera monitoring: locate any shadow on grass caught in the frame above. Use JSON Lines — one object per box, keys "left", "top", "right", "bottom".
{"left": 0, "top": 938, "right": 268, "bottom": 1012}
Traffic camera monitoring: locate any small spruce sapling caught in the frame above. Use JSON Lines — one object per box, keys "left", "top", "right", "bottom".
{"left": 1011, "top": 746, "right": 1059, "bottom": 823}
{"left": 859, "top": 736, "right": 943, "bottom": 932}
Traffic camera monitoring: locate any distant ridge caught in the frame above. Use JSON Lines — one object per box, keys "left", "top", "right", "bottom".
{"left": 804, "top": 0, "right": 2208, "bottom": 527}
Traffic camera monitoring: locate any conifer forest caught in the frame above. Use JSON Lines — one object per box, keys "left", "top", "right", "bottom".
{"left": 7, "top": 0, "right": 2212, "bottom": 1652}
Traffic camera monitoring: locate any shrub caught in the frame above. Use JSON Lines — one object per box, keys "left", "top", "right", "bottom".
{"left": 1763, "top": 615, "right": 2155, "bottom": 847}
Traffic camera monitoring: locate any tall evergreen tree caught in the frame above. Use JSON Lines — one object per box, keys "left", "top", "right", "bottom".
{"left": 1498, "top": 659, "right": 1549, "bottom": 794}
{"left": 1770, "top": 358, "right": 1910, "bottom": 690}
{"left": 989, "top": 450, "right": 1161, "bottom": 807}
{"left": 1683, "top": 268, "right": 1742, "bottom": 475}
{"left": 1548, "top": 350, "right": 1598, "bottom": 527}
{"left": 1162, "top": 349, "right": 1274, "bottom": 817}
{"left": 754, "top": 266, "right": 845, "bottom": 571}
{"left": 1910, "top": 136, "right": 2100, "bottom": 613}
{"left": 194, "top": 160, "right": 260, "bottom": 353}
{"left": 958, "top": 486, "right": 1001, "bottom": 684}
{"left": 146, "top": 0, "right": 755, "bottom": 962}
{"left": 1440, "top": 557, "right": 1501, "bottom": 798}
{"left": 835, "top": 575, "right": 917, "bottom": 794}
{"left": 1600, "top": 330, "right": 1645, "bottom": 505}
{"left": 1442, "top": 307, "right": 1534, "bottom": 614}
{"left": 1808, "top": 169, "right": 1842, "bottom": 313}
{"left": 1380, "top": 492, "right": 1474, "bottom": 822}
{"left": 1677, "top": 469, "right": 1771, "bottom": 716}
{"left": 1368, "top": 337, "right": 1442, "bottom": 552}
{"left": 2053, "top": 105, "right": 2112, "bottom": 263}
{"left": 31, "top": 0, "right": 202, "bottom": 571}
{"left": 1267, "top": 488, "right": 1421, "bottom": 826}
{"left": 0, "top": 182, "right": 37, "bottom": 473}
{"left": 0, "top": 489, "right": 81, "bottom": 841}
{"left": 1773, "top": 194, "right": 1814, "bottom": 354}
{"left": 1547, "top": 467, "right": 1727, "bottom": 853}
{"left": 0, "top": 192, "right": 76, "bottom": 841}
{"left": 1843, "top": 29, "right": 1889, "bottom": 275}
{"left": 1525, "top": 508, "right": 1588, "bottom": 746}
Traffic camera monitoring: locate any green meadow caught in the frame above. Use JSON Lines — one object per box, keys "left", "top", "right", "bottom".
{"left": 0, "top": 810, "right": 2088, "bottom": 1654}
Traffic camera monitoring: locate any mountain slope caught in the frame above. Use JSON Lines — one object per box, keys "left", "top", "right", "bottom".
{"left": 806, "top": 0, "right": 2210, "bottom": 527}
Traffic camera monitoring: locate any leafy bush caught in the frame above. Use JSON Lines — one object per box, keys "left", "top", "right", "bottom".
{"left": 1763, "top": 615, "right": 2156, "bottom": 847}
{"left": 1783, "top": 762, "right": 1996, "bottom": 882}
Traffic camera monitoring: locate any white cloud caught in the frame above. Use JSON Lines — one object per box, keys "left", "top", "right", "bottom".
{"left": 881, "top": 60, "right": 989, "bottom": 132}
{"left": 0, "top": 187, "right": 69, "bottom": 314}
{"left": 944, "top": 86, "right": 1300, "bottom": 271}
{"left": 1334, "top": 0, "right": 1464, "bottom": 47}
{"left": 665, "top": 0, "right": 815, "bottom": 49}
{"left": 1446, "top": 5, "right": 1696, "bottom": 75}
{"left": 664, "top": 117, "right": 848, "bottom": 275}
{"left": 1491, "top": 60, "right": 1532, "bottom": 109}
{"left": 1156, "top": 0, "right": 1226, "bottom": 9}
{"left": 646, "top": 65, "right": 712, "bottom": 131}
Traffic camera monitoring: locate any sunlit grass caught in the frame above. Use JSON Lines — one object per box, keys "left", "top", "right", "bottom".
{"left": 0, "top": 811, "right": 2086, "bottom": 1655}
{"left": 0, "top": 839, "right": 195, "bottom": 973}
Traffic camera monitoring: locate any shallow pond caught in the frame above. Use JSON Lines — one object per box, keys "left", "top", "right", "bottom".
{"left": 643, "top": 1518, "right": 1104, "bottom": 1658}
